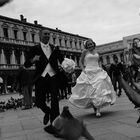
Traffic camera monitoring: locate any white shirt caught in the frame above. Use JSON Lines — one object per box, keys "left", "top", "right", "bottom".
{"left": 0, "top": 77, "right": 3, "bottom": 83}
{"left": 41, "top": 42, "right": 56, "bottom": 77}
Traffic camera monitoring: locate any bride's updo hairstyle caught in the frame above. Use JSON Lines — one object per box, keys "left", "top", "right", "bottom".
{"left": 84, "top": 39, "right": 96, "bottom": 50}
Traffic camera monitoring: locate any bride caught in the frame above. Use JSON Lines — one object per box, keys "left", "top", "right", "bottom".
{"left": 69, "top": 39, "right": 116, "bottom": 117}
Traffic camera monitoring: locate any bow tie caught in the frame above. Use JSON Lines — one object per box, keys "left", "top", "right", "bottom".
{"left": 44, "top": 44, "right": 49, "bottom": 48}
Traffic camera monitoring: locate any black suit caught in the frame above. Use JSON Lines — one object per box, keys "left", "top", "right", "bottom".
{"left": 16, "top": 67, "right": 33, "bottom": 108}
{"left": 109, "top": 62, "right": 124, "bottom": 95}
{"left": 24, "top": 43, "right": 64, "bottom": 123}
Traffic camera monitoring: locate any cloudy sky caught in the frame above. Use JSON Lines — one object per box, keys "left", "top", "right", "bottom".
{"left": 0, "top": 0, "right": 140, "bottom": 45}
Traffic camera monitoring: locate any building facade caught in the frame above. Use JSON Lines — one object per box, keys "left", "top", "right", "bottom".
{"left": 0, "top": 14, "right": 138, "bottom": 94}
{"left": 96, "top": 40, "right": 125, "bottom": 66}
{"left": 97, "top": 33, "right": 140, "bottom": 67}
{"left": 0, "top": 14, "right": 88, "bottom": 94}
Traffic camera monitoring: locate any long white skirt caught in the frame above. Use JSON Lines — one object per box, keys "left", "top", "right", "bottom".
{"left": 69, "top": 66, "right": 116, "bottom": 109}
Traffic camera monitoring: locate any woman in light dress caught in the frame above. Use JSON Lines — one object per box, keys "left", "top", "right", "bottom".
{"left": 69, "top": 39, "right": 116, "bottom": 117}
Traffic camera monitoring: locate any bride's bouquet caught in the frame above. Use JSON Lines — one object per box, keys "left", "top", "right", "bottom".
{"left": 61, "top": 58, "right": 76, "bottom": 73}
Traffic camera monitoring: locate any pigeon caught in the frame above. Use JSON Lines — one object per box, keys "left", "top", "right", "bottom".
{"left": 52, "top": 106, "right": 95, "bottom": 140}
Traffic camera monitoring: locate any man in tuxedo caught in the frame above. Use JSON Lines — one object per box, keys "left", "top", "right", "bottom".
{"left": 109, "top": 56, "right": 124, "bottom": 97}
{"left": 24, "top": 29, "right": 64, "bottom": 133}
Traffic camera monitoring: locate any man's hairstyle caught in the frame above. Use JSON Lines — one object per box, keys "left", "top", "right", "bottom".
{"left": 132, "top": 38, "right": 140, "bottom": 48}
{"left": 39, "top": 29, "right": 50, "bottom": 39}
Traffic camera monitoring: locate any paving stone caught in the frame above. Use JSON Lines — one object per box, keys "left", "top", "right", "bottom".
{"left": 88, "top": 121, "right": 121, "bottom": 130}
{"left": 26, "top": 131, "right": 59, "bottom": 140}
{"left": 109, "top": 124, "right": 140, "bottom": 138}
{"left": 0, "top": 94, "right": 140, "bottom": 140}
{"left": 26, "top": 128, "right": 61, "bottom": 140}
{"left": 88, "top": 127, "right": 111, "bottom": 137}
{"left": 133, "top": 136, "right": 140, "bottom": 140}
{"left": 1, "top": 122, "right": 22, "bottom": 133}
{"left": 21, "top": 118, "right": 43, "bottom": 130}
{"left": 116, "top": 116, "right": 139, "bottom": 127}
{"left": 95, "top": 132, "right": 132, "bottom": 140}
{"left": 3, "top": 135, "right": 27, "bottom": 140}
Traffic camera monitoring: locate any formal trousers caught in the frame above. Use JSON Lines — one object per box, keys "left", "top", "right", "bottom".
{"left": 35, "top": 73, "right": 60, "bottom": 124}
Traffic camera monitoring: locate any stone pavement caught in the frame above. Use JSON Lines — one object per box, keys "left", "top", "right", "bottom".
{"left": 0, "top": 92, "right": 140, "bottom": 140}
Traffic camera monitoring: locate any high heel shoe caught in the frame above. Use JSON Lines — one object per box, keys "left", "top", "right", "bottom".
{"left": 96, "top": 109, "right": 101, "bottom": 117}
{"left": 96, "top": 112, "right": 101, "bottom": 117}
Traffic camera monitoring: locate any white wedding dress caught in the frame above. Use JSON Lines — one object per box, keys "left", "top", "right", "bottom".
{"left": 69, "top": 53, "right": 116, "bottom": 109}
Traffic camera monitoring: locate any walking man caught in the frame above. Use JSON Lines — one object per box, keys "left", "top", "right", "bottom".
{"left": 24, "top": 29, "right": 64, "bottom": 133}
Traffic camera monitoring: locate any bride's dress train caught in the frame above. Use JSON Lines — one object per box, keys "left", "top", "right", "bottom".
{"left": 69, "top": 53, "right": 116, "bottom": 109}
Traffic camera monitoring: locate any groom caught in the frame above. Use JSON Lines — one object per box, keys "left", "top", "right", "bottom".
{"left": 24, "top": 29, "right": 64, "bottom": 133}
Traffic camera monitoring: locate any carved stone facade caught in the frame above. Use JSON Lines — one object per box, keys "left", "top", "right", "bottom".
{"left": 96, "top": 40, "right": 125, "bottom": 66}
{"left": 0, "top": 15, "right": 88, "bottom": 94}
{"left": 0, "top": 14, "right": 138, "bottom": 94}
{"left": 97, "top": 33, "right": 140, "bottom": 67}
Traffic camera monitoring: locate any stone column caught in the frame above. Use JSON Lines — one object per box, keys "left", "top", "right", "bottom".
{"left": 19, "top": 27, "right": 23, "bottom": 40}
{"left": 110, "top": 55, "right": 114, "bottom": 64}
{"left": 81, "top": 41, "right": 84, "bottom": 50}
{"left": 10, "top": 50, "right": 16, "bottom": 64}
{"left": 116, "top": 53, "right": 121, "bottom": 62}
{"left": 0, "top": 22, "right": 3, "bottom": 37}
{"left": 77, "top": 40, "right": 80, "bottom": 49}
{"left": 20, "top": 51, "right": 25, "bottom": 65}
{"left": 0, "top": 49, "right": 6, "bottom": 65}
{"left": 55, "top": 35, "right": 60, "bottom": 46}
{"left": 103, "top": 56, "right": 107, "bottom": 65}
{"left": 61, "top": 36, "right": 65, "bottom": 47}
{"left": 67, "top": 38, "right": 70, "bottom": 48}
{"left": 28, "top": 29, "right": 32, "bottom": 42}
{"left": 72, "top": 39, "right": 75, "bottom": 49}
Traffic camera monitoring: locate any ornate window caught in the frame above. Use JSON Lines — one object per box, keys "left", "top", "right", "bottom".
{"left": 12, "top": 25, "right": 19, "bottom": 40}
{"left": 3, "top": 28, "right": 8, "bottom": 38}
{"left": 23, "top": 31, "right": 27, "bottom": 41}
{"left": 2, "top": 23, "right": 9, "bottom": 38}
{"left": 13, "top": 30, "right": 18, "bottom": 39}
{"left": 75, "top": 41, "right": 77, "bottom": 48}
{"left": 31, "top": 33, "right": 35, "bottom": 42}
{"left": 31, "top": 29, "right": 36, "bottom": 42}
{"left": 53, "top": 37, "right": 56, "bottom": 44}
{"left": 59, "top": 38, "right": 62, "bottom": 46}
{"left": 65, "top": 39, "right": 67, "bottom": 47}
{"left": 70, "top": 40, "right": 72, "bottom": 47}
{"left": 22, "top": 27, "right": 28, "bottom": 41}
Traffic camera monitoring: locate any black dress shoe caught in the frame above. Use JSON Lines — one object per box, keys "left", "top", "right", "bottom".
{"left": 43, "top": 107, "right": 50, "bottom": 125}
{"left": 118, "top": 92, "right": 121, "bottom": 97}
{"left": 44, "top": 124, "right": 57, "bottom": 134}
{"left": 43, "top": 113, "right": 50, "bottom": 125}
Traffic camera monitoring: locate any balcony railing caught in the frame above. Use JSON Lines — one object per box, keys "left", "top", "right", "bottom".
{"left": 0, "top": 37, "right": 39, "bottom": 46}
{"left": 0, "top": 64, "right": 35, "bottom": 70}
